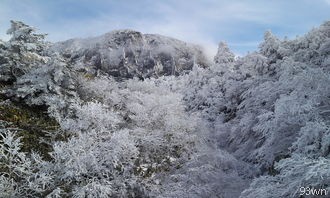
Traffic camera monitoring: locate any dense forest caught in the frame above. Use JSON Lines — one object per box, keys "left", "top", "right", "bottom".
{"left": 0, "top": 20, "right": 329, "bottom": 197}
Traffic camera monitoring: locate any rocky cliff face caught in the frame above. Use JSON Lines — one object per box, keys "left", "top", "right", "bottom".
{"left": 51, "top": 30, "right": 209, "bottom": 79}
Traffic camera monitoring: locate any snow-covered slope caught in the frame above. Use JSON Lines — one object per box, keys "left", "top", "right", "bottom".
{"left": 51, "top": 30, "right": 209, "bottom": 79}
{"left": 1, "top": 20, "right": 330, "bottom": 198}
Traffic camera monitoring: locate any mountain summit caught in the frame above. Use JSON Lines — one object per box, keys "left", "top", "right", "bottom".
{"left": 52, "top": 29, "right": 209, "bottom": 79}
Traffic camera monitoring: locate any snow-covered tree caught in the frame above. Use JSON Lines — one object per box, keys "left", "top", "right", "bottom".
{"left": 214, "top": 42, "right": 235, "bottom": 65}
{"left": 259, "top": 30, "right": 282, "bottom": 63}
{"left": 0, "top": 21, "right": 49, "bottom": 82}
{"left": 1, "top": 20, "right": 330, "bottom": 198}
{"left": 182, "top": 21, "right": 330, "bottom": 197}
{"left": 0, "top": 129, "right": 51, "bottom": 197}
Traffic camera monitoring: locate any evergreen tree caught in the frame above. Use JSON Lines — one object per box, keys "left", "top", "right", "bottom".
{"left": 0, "top": 20, "right": 49, "bottom": 82}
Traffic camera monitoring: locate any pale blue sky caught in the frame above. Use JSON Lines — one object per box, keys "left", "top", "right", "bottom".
{"left": 1, "top": 0, "right": 330, "bottom": 56}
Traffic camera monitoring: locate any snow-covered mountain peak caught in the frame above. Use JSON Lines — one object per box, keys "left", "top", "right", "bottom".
{"left": 52, "top": 30, "right": 209, "bottom": 79}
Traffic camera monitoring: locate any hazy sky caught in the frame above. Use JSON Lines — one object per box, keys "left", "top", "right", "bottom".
{"left": 1, "top": 0, "right": 330, "bottom": 56}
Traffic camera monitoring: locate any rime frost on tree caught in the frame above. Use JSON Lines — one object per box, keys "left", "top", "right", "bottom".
{"left": 0, "top": 21, "right": 49, "bottom": 82}
{"left": 182, "top": 21, "right": 330, "bottom": 197}
{"left": 0, "top": 129, "right": 51, "bottom": 197}
{"left": 259, "top": 31, "right": 282, "bottom": 62}
{"left": 214, "top": 41, "right": 235, "bottom": 64}
{"left": 1, "top": 20, "right": 330, "bottom": 197}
